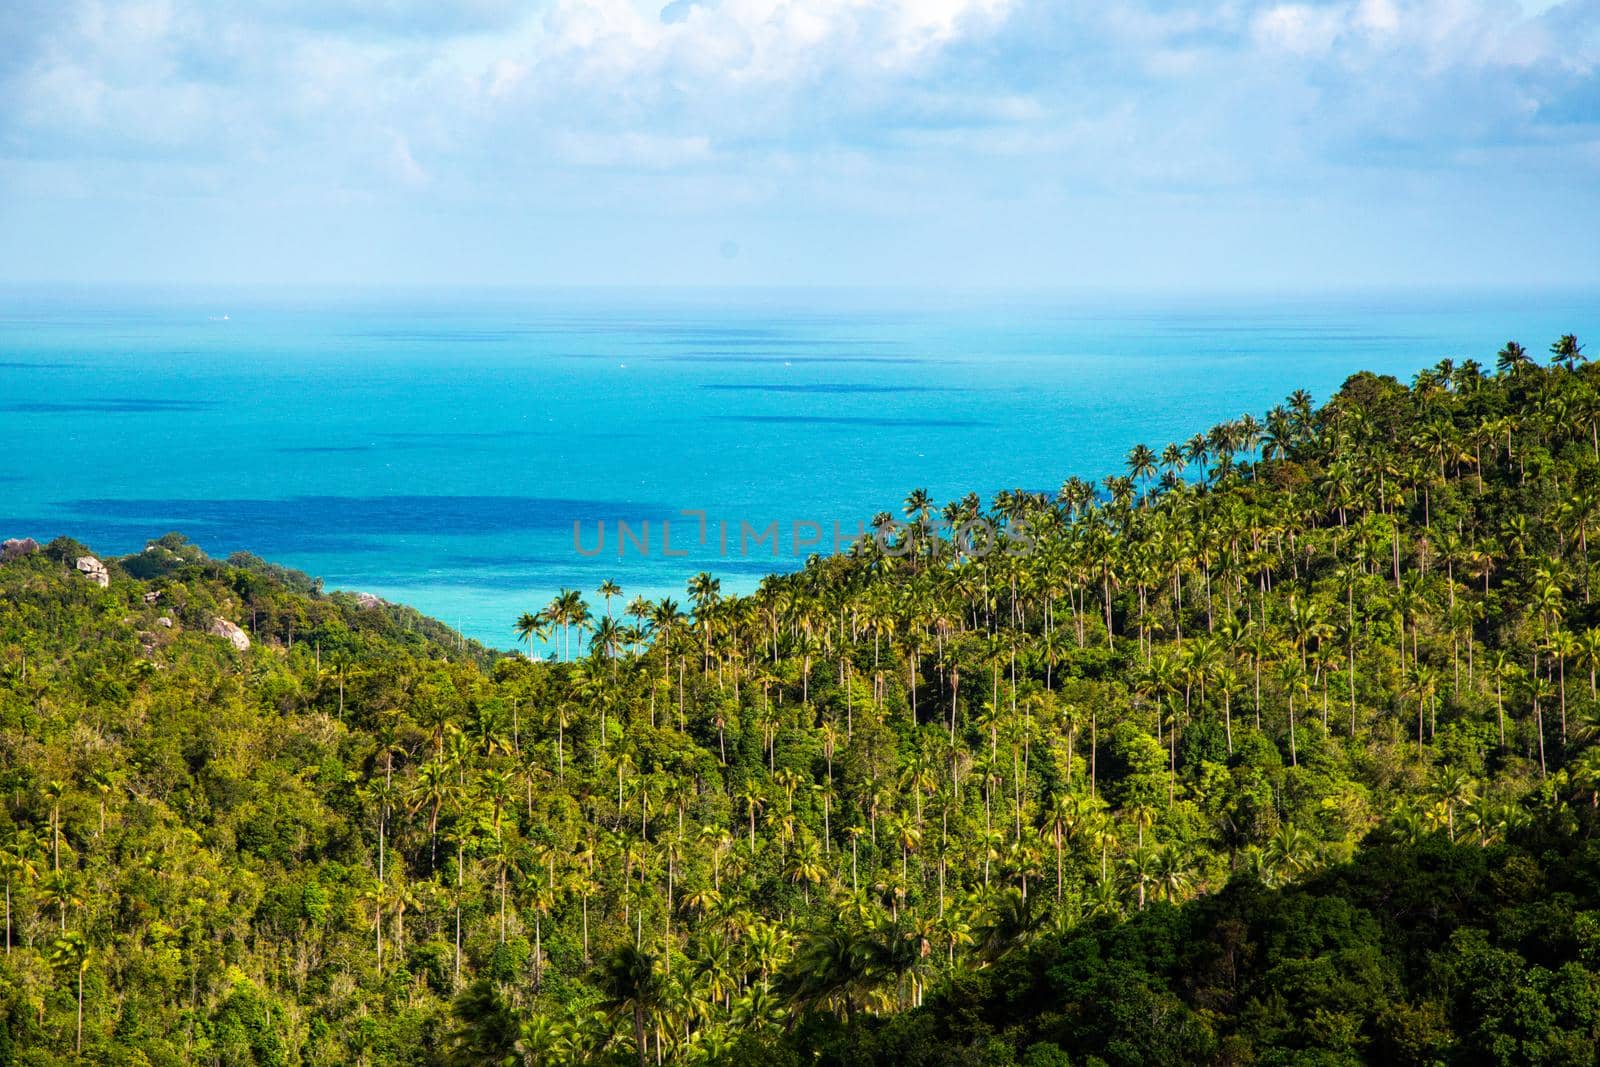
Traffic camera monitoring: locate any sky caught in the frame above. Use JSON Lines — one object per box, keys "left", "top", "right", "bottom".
{"left": 0, "top": 0, "right": 1596, "bottom": 290}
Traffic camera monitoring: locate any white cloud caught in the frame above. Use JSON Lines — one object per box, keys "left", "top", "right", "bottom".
{"left": 1253, "top": 4, "right": 1348, "bottom": 54}
{"left": 515, "top": 0, "right": 1014, "bottom": 90}
{"left": 0, "top": 0, "right": 1593, "bottom": 285}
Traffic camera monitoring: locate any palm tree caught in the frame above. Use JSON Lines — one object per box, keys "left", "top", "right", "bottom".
{"left": 904, "top": 487, "right": 934, "bottom": 564}
{"left": 1122, "top": 844, "right": 1156, "bottom": 911}
{"left": 49, "top": 931, "right": 91, "bottom": 1054}
{"left": 1547, "top": 628, "right": 1579, "bottom": 745}
{"left": 1497, "top": 340, "right": 1532, "bottom": 376}
{"left": 85, "top": 769, "right": 116, "bottom": 835}
{"left": 598, "top": 578, "right": 623, "bottom": 619}
{"left": 784, "top": 927, "right": 871, "bottom": 1021}
{"left": 1152, "top": 844, "right": 1193, "bottom": 904}
{"left": 783, "top": 839, "right": 828, "bottom": 904}
{"left": 1126, "top": 443, "right": 1158, "bottom": 503}
{"left": 1040, "top": 792, "right": 1080, "bottom": 900}
{"left": 547, "top": 589, "right": 591, "bottom": 661}
{"left": 1550, "top": 333, "right": 1584, "bottom": 370}
{"left": 411, "top": 758, "right": 456, "bottom": 870}
{"left": 688, "top": 573, "right": 721, "bottom": 671}
{"left": 1569, "top": 747, "right": 1600, "bottom": 807}
{"left": 359, "top": 879, "right": 397, "bottom": 970}
{"left": 1159, "top": 441, "right": 1186, "bottom": 481}
{"left": 1278, "top": 658, "right": 1309, "bottom": 766}
{"left": 1, "top": 829, "right": 41, "bottom": 954}
{"left": 737, "top": 784, "right": 765, "bottom": 852}
{"left": 546, "top": 701, "right": 574, "bottom": 779}
{"left": 446, "top": 979, "right": 525, "bottom": 1067}
{"left": 528, "top": 875, "right": 558, "bottom": 990}
{"left": 515, "top": 609, "right": 550, "bottom": 659}
{"left": 42, "top": 779, "right": 67, "bottom": 871}
{"left": 1264, "top": 823, "right": 1316, "bottom": 882}
{"left": 1530, "top": 673, "right": 1554, "bottom": 778}
{"left": 598, "top": 942, "right": 663, "bottom": 1066}
{"left": 591, "top": 615, "right": 626, "bottom": 664}
{"left": 39, "top": 870, "right": 82, "bottom": 933}
{"left": 1430, "top": 766, "right": 1475, "bottom": 843}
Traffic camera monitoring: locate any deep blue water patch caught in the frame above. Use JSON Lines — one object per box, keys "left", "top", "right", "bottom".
{"left": 5, "top": 517, "right": 392, "bottom": 558}
{"left": 377, "top": 430, "right": 549, "bottom": 441}
{"left": 709, "top": 415, "right": 989, "bottom": 428}
{"left": 3, "top": 399, "right": 215, "bottom": 413}
{"left": 701, "top": 384, "right": 960, "bottom": 394}
{"left": 50, "top": 495, "right": 675, "bottom": 540}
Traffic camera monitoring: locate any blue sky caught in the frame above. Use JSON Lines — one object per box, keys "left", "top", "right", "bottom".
{"left": 0, "top": 0, "right": 1596, "bottom": 289}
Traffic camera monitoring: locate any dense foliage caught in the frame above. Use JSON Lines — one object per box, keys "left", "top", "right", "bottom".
{"left": 3, "top": 335, "right": 1599, "bottom": 1065}
{"left": 753, "top": 818, "right": 1600, "bottom": 1066}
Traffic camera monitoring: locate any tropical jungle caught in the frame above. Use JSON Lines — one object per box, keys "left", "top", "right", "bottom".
{"left": 4, "top": 337, "right": 1600, "bottom": 1065}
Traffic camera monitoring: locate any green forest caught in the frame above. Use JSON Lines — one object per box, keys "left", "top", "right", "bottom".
{"left": 6, "top": 336, "right": 1600, "bottom": 1066}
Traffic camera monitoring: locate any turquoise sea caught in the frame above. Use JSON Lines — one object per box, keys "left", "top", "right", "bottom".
{"left": 2, "top": 286, "right": 1595, "bottom": 648}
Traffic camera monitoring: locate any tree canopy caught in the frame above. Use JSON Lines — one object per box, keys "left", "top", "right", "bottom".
{"left": 3, "top": 336, "right": 1600, "bottom": 1064}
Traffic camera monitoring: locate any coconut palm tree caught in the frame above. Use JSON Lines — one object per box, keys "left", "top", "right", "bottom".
{"left": 1122, "top": 844, "right": 1157, "bottom": 911}
{"left": 1, "top": 829, "right": 41, "bottom": 954}
{"left": 49, "top": 931, "right": 91, "bottom": 1053}
{"left": 38, "top": 870, "right": 82, "bottom": 933}
{"left": 1550, "top": 333, "right": 1584, "bottom": 370}
{"left": 1430, "top": 766, "right": 1476, "bottom": 843}
{"left": 598, "top": 578, "right": 622, "bottom": 619}
{"left": 1497, "top": 340, "right": 1533, "bottom": 376}
{"left": 1126, "top": 443, "right": 1158, "bottom": 503}
{"left": 515, "top": 609, "right": 550, "bottom": 659}
{"left": 687, "top": 573, "right": 721, "bottom": 671}
{"left": 446, "top": 979, "right": 525, "bottom": 1066}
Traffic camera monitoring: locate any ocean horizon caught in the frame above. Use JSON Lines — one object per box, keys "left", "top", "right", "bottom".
{"left": 3, "top": 285, "right": 1596, "bottom": 648}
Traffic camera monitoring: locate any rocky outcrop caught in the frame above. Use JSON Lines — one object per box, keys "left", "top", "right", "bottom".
{"left": 207, "top": 617, "right": 251, "bottom": 651}
{"left": 75, "top": 556, "right": 110, "bottom": 588}
{"left": 354, "top": 592, "right": 386, "bottom": 610}
{"left": 0, "top": 538, "right": 38, "bottom": 563}
{"left": 156, "top": 616, "right": 174, "bottom": 629}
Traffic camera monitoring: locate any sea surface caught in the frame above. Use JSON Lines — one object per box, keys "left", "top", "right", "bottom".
{"left": 2, "top": 286, "right": 1595, "bottom": 648}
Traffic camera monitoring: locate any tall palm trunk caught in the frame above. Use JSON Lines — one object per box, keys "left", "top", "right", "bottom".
{"left": 633, "top": 1003, "right": 649, "bottom": 1067}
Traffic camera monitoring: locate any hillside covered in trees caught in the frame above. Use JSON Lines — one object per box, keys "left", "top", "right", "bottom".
{"left": 3, "top": 336, "right": 1600, "bottom": 1065}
